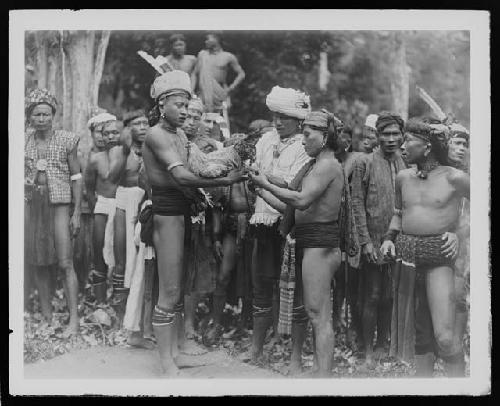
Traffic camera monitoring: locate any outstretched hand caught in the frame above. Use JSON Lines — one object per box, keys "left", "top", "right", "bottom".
{"left": 224, "top": 169, "right": 248, "bottom": 185}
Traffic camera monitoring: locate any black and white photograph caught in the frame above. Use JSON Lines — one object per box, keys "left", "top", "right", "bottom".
{"left": 9, "top": 9, "right": 490, "bottom": 397}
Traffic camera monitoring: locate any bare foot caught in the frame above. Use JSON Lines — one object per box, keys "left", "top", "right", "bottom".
{"left": 62, "top": 323, "right": 79, "bottom": 338}
{"left": 373, "top": 346, "right": 387, "bottom": 360}
{"left": 127, "top": 333, "right": 156, "bottom": 350}
{"left": 288, "top": 360, "right": 303, "bottom": 376}
{"left": 159, "top": 360, "right": 182, "bottom": 377}
{"left": 180, "top": 339, "right": 208, "bottom": 356}
{"left": 312, "top": 369, "right": 333, "bottom": 378}
{"left": 358, "top": 354, "right": 376, "bottom": 372}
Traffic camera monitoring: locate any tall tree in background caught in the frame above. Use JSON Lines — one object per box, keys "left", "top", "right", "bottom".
{"left": 389, "top": 32, "right": 410, "bottom": 120}
{"left": 26, "top": 30, "right": 111, "bottom": 153}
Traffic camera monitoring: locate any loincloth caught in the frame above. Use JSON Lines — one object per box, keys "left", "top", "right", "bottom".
{"left": 395, "top": 232, "right": 455, "bottom": 272}
{"left": 93, "top": 195, "right": 117, "bottom": 268}
{"left": 292, "top": 221, "right": 340, "bottom": 249}
{"left": 151, "top": 186, "right": 191, "bottom": 217}
{"left": 114, "top": 186, "right": 145, "bottom": 288}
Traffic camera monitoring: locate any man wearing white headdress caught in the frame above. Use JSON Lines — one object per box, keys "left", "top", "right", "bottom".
{"left": 246, "top": 86, "right": 311, "bottom": 371}
{"left": 142, "top": 70, "right": 246, "bottom": 376}
{"left": 362, "top": 114, "right": 379, "bottom": 153}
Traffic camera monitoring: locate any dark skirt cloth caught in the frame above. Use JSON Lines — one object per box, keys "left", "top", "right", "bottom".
{"left": 225, "top": 212, "right": 253, "bottom": 305}
{"left": 184, "top": 221, "right": 217, "bottom": 296}
{"left": 250, "top": 222, "right": 284, "bottom": 280}
{"left": 151, "top": 185, "right": 191, "bottom": 216}
{"left": 390, "top": 232, "right": 455, "bottom": 362}
{"left": 292, "top": 221, "right": 340, "bottom": 249}
{"left": 72, "top": 212, "right": 94, "bottom": 289}
{"left": 25, "top": 184, "right": 57, "bottom": 267}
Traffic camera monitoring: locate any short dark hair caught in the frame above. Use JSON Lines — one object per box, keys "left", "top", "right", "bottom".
{"left": 169, "top": 33, "right": 186, "bottom": 45}
{"left": 206, "top": 31, "right": 222, "bottom": 43}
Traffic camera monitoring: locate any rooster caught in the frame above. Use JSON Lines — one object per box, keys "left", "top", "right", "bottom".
{"left": 185, "top": 133, "right": 257, "bottom": 178}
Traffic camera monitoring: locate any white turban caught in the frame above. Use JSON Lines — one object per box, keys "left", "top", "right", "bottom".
{"left": 87, "top": 113, "right": 117, "bottom": 130}
{"left": 150, "top": 70, "right": 192, "bottom": 100}
{"left": 364, "top": 114, "right": 378, "bottom": 130}
{"left": 265, "top": 86, "right": 311, "bottom": 120}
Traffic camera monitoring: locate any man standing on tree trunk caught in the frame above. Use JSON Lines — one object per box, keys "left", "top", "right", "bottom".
{"left": 350, "top": 112, "right": 407, "bottom": 368}
{"left": 142, "top": 70, "right": 246, "bottom": 376}
{"left": 191, "top": 32, "right": 245, "bottom": 113}
{"left": 24, "top": 88, "right": 82, "bottom": 336}
{"left": 382, "top": 119, "right": 468, "bottom": 377}
{"left": 165, "top": 33, "right": 197, "bottom": 75}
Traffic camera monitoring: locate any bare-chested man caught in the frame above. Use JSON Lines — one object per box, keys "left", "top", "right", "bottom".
{"left": 24, "top": 88, "right": 82, "bottom": 335}
{"left": 191, "top": 32, "right": 245, "bottom": 113}
{"left": 85, "top": 114, "right": 119, "bottom": 303}
{"left": 381, "top": 119, "right": 468, "bottom": 377}
{"left": 203, "top": 127, "right": 266, "bottom": 345}
{"left": 250, "top": 110, "right": 344, "bottom": 377}
{"left": 106, "top": 110, "right": 154, "bottom": 350}
{"left": 142, "top": 70, "right": 245, "bottom": 376}
{"left": 165, "top": 33, "right": 197, "bottom": 75}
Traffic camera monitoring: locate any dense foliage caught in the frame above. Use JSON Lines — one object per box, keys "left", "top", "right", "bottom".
{"left": 97, "top": 30, "right": 469, "bottom": 136}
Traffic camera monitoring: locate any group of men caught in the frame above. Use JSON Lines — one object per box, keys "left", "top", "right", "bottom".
{"left": 24, "top": 33, "right": 470, "bottom": 379}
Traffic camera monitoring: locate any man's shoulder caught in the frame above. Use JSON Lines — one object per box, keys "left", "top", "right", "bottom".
{"left": 396, "top": 167, "right": 414, "bottom": 180}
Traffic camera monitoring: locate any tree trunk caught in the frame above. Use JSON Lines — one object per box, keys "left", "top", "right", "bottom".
{"left": 28, "top": 30, "right": 111, "bottom": 155}
{"left": 389, "top": 32, "right": 410, "bottom": 121}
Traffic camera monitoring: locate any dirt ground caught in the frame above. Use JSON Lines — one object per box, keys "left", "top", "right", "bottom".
{"left": 24, "top": 345, "right": 280, "bottom": 379}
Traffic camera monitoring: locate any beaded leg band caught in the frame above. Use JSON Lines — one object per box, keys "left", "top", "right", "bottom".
{"left": 173, "top": 301, "right": 184, "bottom": 315}
{"left": 292, "top": 305, "right": 309, "bottom": 325}
{"left": 90, "top": 269, "right": 107, "bottom": 285}
{"left": 253, "top": 305, "right": 272, "bottom": 318}
{"left": 152, "top": 305, "right": 176, "bottom": 326}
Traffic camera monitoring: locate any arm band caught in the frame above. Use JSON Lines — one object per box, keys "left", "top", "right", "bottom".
{"left": 167, "top": 161, "right": 184, "bottom": 171}
{"left": 70, "top": 173, "right": 82, "bottom": 181}
{"left": 383, "top": 229, "right": 399, "bottom": 243}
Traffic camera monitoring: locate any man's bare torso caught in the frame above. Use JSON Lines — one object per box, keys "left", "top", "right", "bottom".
{"left": 229, "top": 181, "right": 252, "bottom": 213}
{"left": 295, "top": 158, "right": 343, "bottom": 225}
{"left": 90, "top": 151, "right": 118, "bottom": 198}
{"left": 143, "top": 125, "right": 188, "bottom": 189}
{"left": 400, "top": 166, "right": 462, "bottom": 235}
{"left": 119, "top": 150, "right": 142, "bottom": 188}
{"left": 166, "top": 54, "right": 197, "bottom": 75}
{"left": 202, "top": 50, "right": 234, "bottom": 86}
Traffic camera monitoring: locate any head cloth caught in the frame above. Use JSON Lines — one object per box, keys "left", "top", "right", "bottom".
{"left": 265, "top": 86, "right": 311, "bottom": 120}
{"left": 25, "top": 88, "right": 57, "bottom": 115}
{"left": 150, "top": 70, "right": 192, "bottom": 101}
{"left": 376, "top": 111, "right": 405, "bottom": 133}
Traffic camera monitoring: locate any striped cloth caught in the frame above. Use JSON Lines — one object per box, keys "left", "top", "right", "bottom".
{"left": 278, "top": 235, "right": 296, "bottom": 336}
